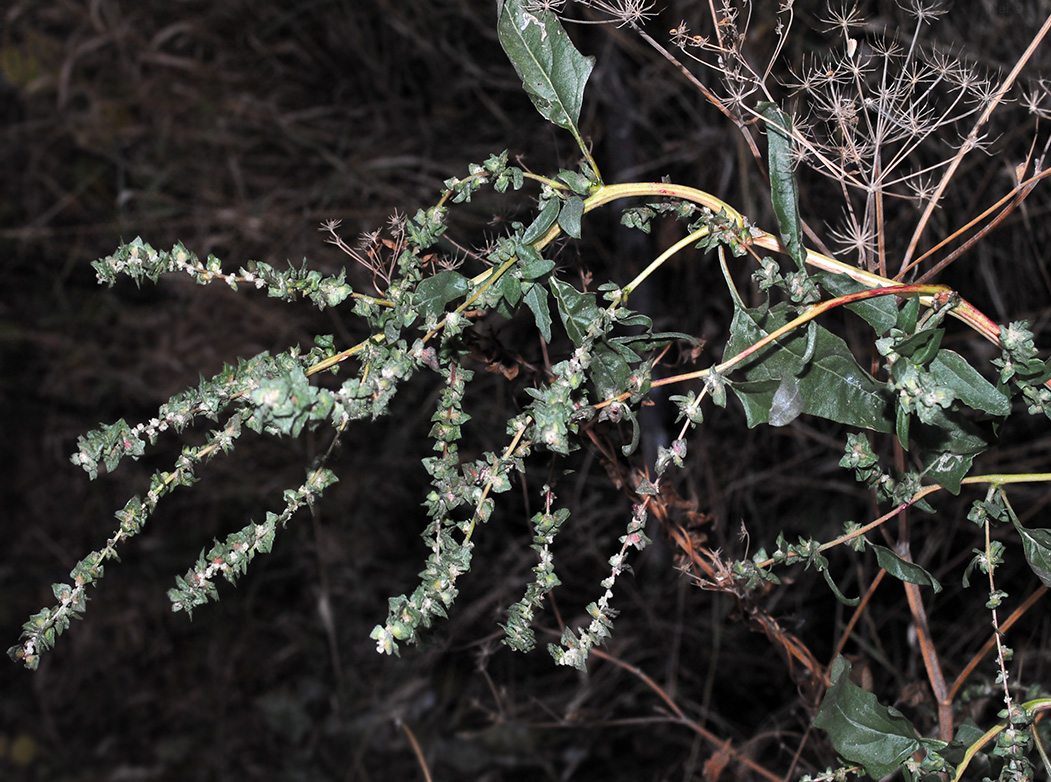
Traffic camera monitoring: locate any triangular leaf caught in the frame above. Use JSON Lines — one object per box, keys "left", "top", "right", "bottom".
{"left": 724, "top": 303, "right": 893, "bottom": 432}
{"left": 815, "top": 656, "right": 924, "bottom": 779}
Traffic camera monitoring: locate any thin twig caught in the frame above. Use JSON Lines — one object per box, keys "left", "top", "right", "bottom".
{"left": 397, "top": 718, "right": 433, "bottom": 782}
{"left": 899, "top": 12, "right": 1051, "bottom": 277}
{"left": 590, "top": 648, "right": 783, "bottom": 782}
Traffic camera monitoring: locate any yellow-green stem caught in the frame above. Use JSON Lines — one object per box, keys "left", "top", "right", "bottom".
{"left": 951, "top": 698, "right": 1051, "bottom": 781}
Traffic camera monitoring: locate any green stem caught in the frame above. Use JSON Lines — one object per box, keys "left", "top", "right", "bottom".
{"left": 623, "top": 226, "right": 711, "bottom": 296}
{"left": 951, "top": 698, "right": 1051, "bottom": 781}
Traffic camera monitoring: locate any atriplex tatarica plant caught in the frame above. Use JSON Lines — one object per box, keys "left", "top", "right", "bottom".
{"left": 11, "top": 1, "right": 1051, "bottom": 778}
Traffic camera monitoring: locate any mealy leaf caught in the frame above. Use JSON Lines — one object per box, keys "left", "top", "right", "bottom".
{"left": 894, "top": 327, "right": 943, "bottom": 366}
{"left": 556, "top": 169, "right": 593, "bottom": 195}
{"left": 612, "top": 331, "right": 699, "bottom": 354}
{"left": 897, "top": 295, "right": 920, "bottom": 334}
{"left": 815, "top": 656, "right": 925, "bottom": 779}
{"left": 869, "top": 543, "right": 942, "bottom": 592}
{"left": 896, "top": 403, "right": 911, "bottom": 451}
{"left": 911, "top": 408, "right": 995, "bottom": 494}
{"left": 621, "top": 405, "right": 640, "bottom": 456}
{"left": 518, "top": 251, "right": 555, "bottom": 281}
{"left": 493, "top": 270, "right": 522, "bottom": 319}
{"left": 497, "top": 0, "right": 594, "bottom": 135}
{"left": 603, "top": 338, "right": 642, "bottom": 364}
{"left": 759, "top": 102, "right": 805, "bottom": 272}
{"left": 821, "top": 566, "right": 861, "bottom": 607}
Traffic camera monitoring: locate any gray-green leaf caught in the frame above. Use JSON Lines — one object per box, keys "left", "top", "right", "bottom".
{"left": 769, "top": 375, "right": 804, "bottom": 427}
{"left": 551, "top": 277, "right": 600, "bottom": 347}
{"left": 869, "top": 543, "right": 942, "bottom": 592}
{"left": 759, "top": 102, "right": 805, "bottom": 272}
{"left": 523, "top": 282, "right": 552, "bottom": 342}
{"left": 414, "top": 270, "right": 471, "bottom": 319}
{"left": 929, "top": 349, "right": 1011, "bottom": 417}
{"left": 521, "top": 198, "right": 560, "bottom": 245}
{"left": 558, "top": 196, "right": 585, "bottom": 239}
{"left": 813, "top": 271, "right": 898, "bottom": 336}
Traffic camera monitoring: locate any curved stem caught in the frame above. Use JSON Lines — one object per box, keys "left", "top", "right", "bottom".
{"left": 623, "top": 226, "right": 710, "bottom": 296}
{"left": 951, "top": 698, "right": 1051, "bottom": 781}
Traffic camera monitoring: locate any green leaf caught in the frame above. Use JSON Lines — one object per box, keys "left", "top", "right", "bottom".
{"left": 558, "top": 196, "right": 585, "bottom": 239}
{"left": 813, "top": 272, "right": 898, "bottom": 336}
{"left": 896, "top": 295, "right": 921, "bottom": 334}
{"left": 556, "top": 169, "right": 594, "bottom": 195}
{"left": 896, "top": 402, "right": 910, "bottom": 451}
{"left": 815, "top": 656, "right": 925, "bottom": 779}
{"left": 759, "top": 102, "right": 805, "bottom": 272}
{"left": 869, "top": 544, "right": 942, "bottom": 592}
{"left": 414, "top": 270, "right": 471, "bottom": 319}
{"left": 821, "top": 566, "right": 861, "bottom": 606}
{"left": 591, "top": 343, "right": 631, "bottom": 399}
{"left": 728, "top": 378, "right": 780, "bottom": 426}
{"left": 929, "top": 350, "right": 1011, "bottom": 417}
{"left": 894, "top": 327, "right": 943, "bottom": 365}
{"left": 523, "top": 282, "right": 552, "bottom": 342}
{"left": 551, "top": 277, "right": 601, "bottom": 347}
{"left": 521, "top": 198, "right": 560, "bottom": 245}
{"left": 493, "top": 270, "right": 522, "bottom": 319}
{"left": 613, "top": 331, "right": 699, "bottom": 354}
{"left": 497, "top": 0, "right": 594, "bottom": 135}
{"left": 620, "top": 405, "right": 640, "bottom": 456}
{"left": 1010, "top": 519, "right": 1051, "bottom": 588}
{"left": 518, "top": 250, "right": 555, "bottom": 281}
{"left": 724, "top": 303, "right": 893, "bottom": 432}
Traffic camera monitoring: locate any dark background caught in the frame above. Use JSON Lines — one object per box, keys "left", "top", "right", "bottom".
{"left": 3, "top": 1, "right": 1051, "bottom": 780}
